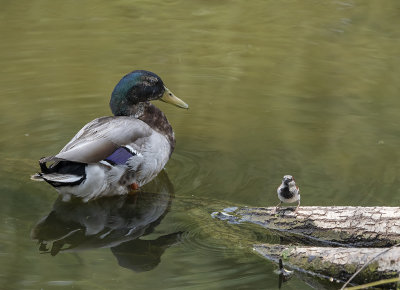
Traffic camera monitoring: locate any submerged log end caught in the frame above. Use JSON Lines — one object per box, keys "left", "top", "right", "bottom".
{"left": 254, "top": 244, "right": 400, "bottom": 284}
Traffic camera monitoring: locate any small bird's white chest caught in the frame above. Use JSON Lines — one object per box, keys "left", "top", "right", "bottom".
{"left": 277, "top": 182, "right": 300, "bottom": 204}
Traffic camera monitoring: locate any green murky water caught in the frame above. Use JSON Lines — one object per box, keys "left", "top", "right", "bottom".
{"left": 1, "top": 0, "right": 400, "bottom": 289}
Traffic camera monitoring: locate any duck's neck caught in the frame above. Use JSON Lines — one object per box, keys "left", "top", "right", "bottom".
{"left": 140, "top": 103, "right": 175, "bottom": 151}
{"left": 125, "top": 102, "right": 176, "bottom": 152}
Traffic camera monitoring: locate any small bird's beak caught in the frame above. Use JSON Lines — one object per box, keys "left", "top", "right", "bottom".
{"left": 283, "top": 179, "right": 292, "bottom": 185}
{"left": 160, "top": 86, "right": 189, "bottom": 109}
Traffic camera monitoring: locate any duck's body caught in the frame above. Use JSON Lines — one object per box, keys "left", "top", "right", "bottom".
{"left": 32, "top": 70, "right": 188, "bottom": 202}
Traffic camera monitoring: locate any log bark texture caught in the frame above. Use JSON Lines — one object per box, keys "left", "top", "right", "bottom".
{"left": 254, "top": 244, "right": 400, "bottom": 284}
{"left": 213, "top": 206, "right": 400, "bottom": 247}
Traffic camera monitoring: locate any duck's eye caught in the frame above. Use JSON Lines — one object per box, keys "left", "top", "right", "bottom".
{"left": 169, "top": 93, "right": 172, "bottom": 96}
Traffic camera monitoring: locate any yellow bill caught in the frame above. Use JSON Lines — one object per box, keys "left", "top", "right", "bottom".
{"left": 160, "top": 86, "right": 189, "bottom": 109}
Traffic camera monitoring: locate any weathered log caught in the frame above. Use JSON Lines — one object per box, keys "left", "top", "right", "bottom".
{"left": 213, "top": 206, "right": 400, "bottom": 247}
{"left": 253, "top": 244, "right": 400, "bottom": 285}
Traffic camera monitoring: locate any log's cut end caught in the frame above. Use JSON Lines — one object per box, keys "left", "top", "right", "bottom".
{"left": 254, "top": 244, "right": 400, "bottom": 285}
{"left": 213, "top": 206, "right": 400, "bottom": 247}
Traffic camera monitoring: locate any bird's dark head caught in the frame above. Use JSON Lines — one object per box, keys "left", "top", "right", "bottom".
{"left": 110, "top": 70, "right": 188, "bottom": 116}
{"left": 282, "top": 175, "right": 295, "bottom": 185}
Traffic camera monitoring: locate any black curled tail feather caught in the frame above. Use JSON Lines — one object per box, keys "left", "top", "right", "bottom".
{"left": 39, "top": 159, "right": 86, "bottom": 176}
{"left": 37, "top": 159, "right": 87, "bottom": 187}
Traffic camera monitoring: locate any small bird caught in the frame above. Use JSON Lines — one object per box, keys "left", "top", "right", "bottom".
{"left": 31, "top": 70, "right": 188, "bottom": 202}
{"left": 275, "top": 175, "right": 300, "bottom": 213}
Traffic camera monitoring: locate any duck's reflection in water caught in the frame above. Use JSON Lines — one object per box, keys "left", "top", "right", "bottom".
{"left": 31, "top": 171, "right": 180, "bottom": 272}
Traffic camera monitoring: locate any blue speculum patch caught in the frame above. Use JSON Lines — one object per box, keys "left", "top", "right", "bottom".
{"left": 104, "top": 147, "right": 135, "bottom": 165}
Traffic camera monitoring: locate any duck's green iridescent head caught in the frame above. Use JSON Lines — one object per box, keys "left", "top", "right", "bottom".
{"left": 110, "top": 70, "right": 188, "bottom": 116}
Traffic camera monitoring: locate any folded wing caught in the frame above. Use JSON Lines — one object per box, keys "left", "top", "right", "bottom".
{"left": 42, "top": 116, "right": 152, "bottom": 164}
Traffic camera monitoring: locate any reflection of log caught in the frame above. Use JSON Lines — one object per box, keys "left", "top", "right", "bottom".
{"left": 254, "top": 244, "right": 400, "bottom": 285}
{"left": 214, "top": 206, "right": 400, "bottom": 247}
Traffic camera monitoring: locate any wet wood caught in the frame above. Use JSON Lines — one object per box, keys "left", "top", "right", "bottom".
{"left": 213, "top": 206, "right": 400, "bottom": 247}
{"left": 254, "top": 244, "right": 400, "bottom": 285}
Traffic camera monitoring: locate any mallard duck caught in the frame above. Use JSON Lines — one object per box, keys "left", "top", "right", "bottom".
{"left": 31, "top": 70, "right": 188, "bottom": 202}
